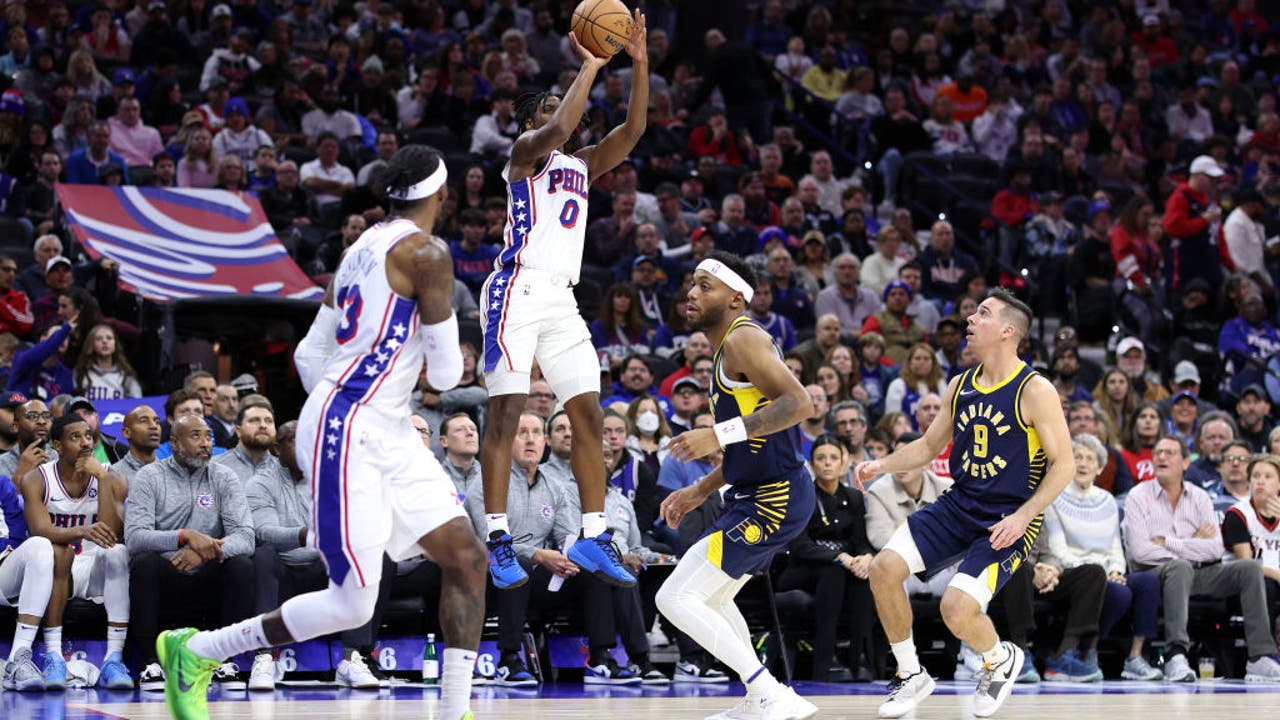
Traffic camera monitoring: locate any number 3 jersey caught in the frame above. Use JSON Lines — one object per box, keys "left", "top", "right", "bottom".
{"left": 497, "top": 150, "right": 590, "bottom": 285}
{"left": 318, "top": 218, "right": 426, "bottom": 415}
{"left": 948, "top": 361, "right": 1046, "bottom": 512}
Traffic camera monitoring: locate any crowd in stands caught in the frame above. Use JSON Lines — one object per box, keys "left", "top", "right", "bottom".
{"left": 1, "top": 0, "right": 1280, "bottom": 693}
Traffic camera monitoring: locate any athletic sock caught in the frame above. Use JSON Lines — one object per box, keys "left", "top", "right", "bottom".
{"left": 746, "top": 665, "right": 783, "bottom": 697}
{"left": 486, "top": 514, "right": 510, "bottom": 537}
{"left": 982, "top": 641, "right": 1010, "bottom": 668}
{"left": 42, "top": 627, "right": 62, "bottom": 657}
{"left": 10, "top": 623, "right": 38, "bottom": 661}
{"left": 890, "top": 636, "right": 920, "bottom": 676}
{"left": 440, "top": 648, "right": 476, "bottom": 720}
{"left": 106, "top": 625, "right": 128, "bottom": 659}
{"left": 582, "top": 512, "right": 607, "bottom": 538}
{"left": 186, "top": 616, "right": 269, "bottom": 661}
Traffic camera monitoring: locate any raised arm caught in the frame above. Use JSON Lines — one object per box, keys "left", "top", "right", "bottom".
{"left": 854, "top": 375, "right": 960, "bottom": 486}
{"left": 577, "top": 10, "right": 648, "bottom": 182}
{"left": 508, "top": 35, "right": 609, "bottom": 179}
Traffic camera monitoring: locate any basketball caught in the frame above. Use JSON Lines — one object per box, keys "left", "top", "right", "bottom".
{"left": 571, "top": 0, "right": 634, "bottom": 59}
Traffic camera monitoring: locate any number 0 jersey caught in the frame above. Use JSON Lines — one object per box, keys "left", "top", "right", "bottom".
{"left": 710, "top": 316, "right": 804, "bottom": 485}
{"left": 948, "top": 361, "right": 1046, "bottom": 510}
{"left": 497, "top": 150, "right": 590, "bottom": 284}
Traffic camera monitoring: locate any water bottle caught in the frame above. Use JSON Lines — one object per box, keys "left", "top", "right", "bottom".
{"left": 422, "top": 634, "right": 439, "bottom": 686}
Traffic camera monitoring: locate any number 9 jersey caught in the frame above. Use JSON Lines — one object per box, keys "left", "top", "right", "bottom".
{"left": 496, "top": 150, "right": 590, "bottom": 284}
{"left": 947, "top": 361, "right": 1046, "bottom": 513}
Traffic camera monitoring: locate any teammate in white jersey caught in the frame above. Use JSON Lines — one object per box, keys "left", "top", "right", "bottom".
{"left": 158, "top": 146, "right": 488, "bottom": 720}
{"left": 20, "top": 414, "right": 132, "bottom": 689}
{"left": 480, "top": 9, "right": 649, "bottom": 590}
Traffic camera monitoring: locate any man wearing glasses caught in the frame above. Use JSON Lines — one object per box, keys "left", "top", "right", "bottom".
{"left": 1121, "top": 436, "right": 1280, "bottom": 682}
{"left": 831, "top": 400, "right": 870, "bottom": 470}
{"left": 0, "top": 254, "right": 32, "bottom": 338}
{"left": 1211, "top": 440, "right": 1255, "bottom": 514}
{"left": 0, "top": 397, "right": 55, "bottom": 482}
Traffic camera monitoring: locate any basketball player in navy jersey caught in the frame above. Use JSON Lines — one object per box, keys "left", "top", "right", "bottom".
{"left": 479, "top": 11, "right": 648, "bottom": 590}
{"left": 854, "top": 289, "right": 1074, "bottom": 718}
{"left": 658, "top": 251, "right": 819, "bottom": 720}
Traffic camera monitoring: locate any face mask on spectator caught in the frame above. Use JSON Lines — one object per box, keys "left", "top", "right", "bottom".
{"left": 636, "top": 411, "right": 660, "bottom": 435}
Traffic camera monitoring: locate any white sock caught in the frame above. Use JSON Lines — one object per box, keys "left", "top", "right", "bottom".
{"left": 891, "top": 636, "right": 920, "bottom": 676}
{"left": 10, "top": 623, "right": 38, "bottom": 660}
{"left": 981, "top": 641, "right": 1009, "bottom": 667}
{"left": 582, "top": 512, "right": 607, "bottom": 538}
{"left": 486, "top": 514, "right": 509, "bottom": 537}
{"left": 43, "top": 627, "right": 62, "bottom": 657}
{"left": 106, "top": 625, "right": 128, "bottom": 659}
{"left": 440, "top": 647, "right": 476, "bottom": 720}
{"left": 186, "top": 616, "right": 269, "bottom": 661}
{"left": 746, "top": 665, "right": 783, "bottom": 696}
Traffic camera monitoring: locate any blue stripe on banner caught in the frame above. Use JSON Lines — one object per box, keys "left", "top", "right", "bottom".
{"left": 482, "top": 266, "right": 515, "bottom": 374}
{"left": 498, "top": 180, "right": 532, "bottom": 267}
{"left": 316, "top": 296, "right": 419, "bottom": 586}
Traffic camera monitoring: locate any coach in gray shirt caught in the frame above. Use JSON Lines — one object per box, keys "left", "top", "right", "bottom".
{"left": 213, "top": 403, "right": 280, "bottom": 487}
{"left": 124, "top": 415, "right": 256, "bottom": 672}
{"left": 114, "top": 405, "right": 162, "bottom": 483}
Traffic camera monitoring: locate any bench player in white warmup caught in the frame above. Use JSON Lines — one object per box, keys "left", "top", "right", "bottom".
{"left": 21, "top": 413, "right": 133, "bottom": 690}
{"left": 157, "top": 146, "right": 488, "bottom": 720}
{"left": 479, "top": 10, "right": 650, "bottom": 590}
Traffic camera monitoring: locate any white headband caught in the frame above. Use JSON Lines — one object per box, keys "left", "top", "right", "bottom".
{"left": 387, "top": 162, "right": 448, "bottom": 201}
{"left": 696, "top": 259, "right": 754, "bottom": 303}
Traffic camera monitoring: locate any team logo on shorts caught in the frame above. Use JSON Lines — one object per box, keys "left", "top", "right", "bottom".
{"left": 196, "top": 493, "right": 215, "bottom": 509}
{"left": 727, "top": 518, "right": 766, "bottom": 545}
{"left": 540, "top": 503, "right": 553, "bottom": 520}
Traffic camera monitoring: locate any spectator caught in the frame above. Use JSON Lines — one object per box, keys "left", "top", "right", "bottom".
{"left": 1219, "top": 290, "right": 1280, "bottom": 392}
{"left": 922, "top": 94, "right": 973, "bottom": 155}
{"left": 585, "top": 190, "right": 637, "bottom": 269}
{"left": 860, "top": 226, "right": 906, "bottom": 297}
{"left": 1235, "top": 385, "right": 1273, "bottom": 452}
{"left": 260, "top": 160, "right": 314, "bottom": 236}
{"left": 815, "top": 253, "right": 879, "bottom": 332}
{"left": 1043, "top": 434, "right": 1162, "bottom": 681}
{"left": 64, "top": 49, "right": 112, "bottom": 102}
{"left": 1115, "top": 337, "right": 1170, "bottom": 403}
{"left": 1049, "top": 346, "right": 1092, "bottom": 404}
{"left": 206, "top": 383, "right": 238, "bottom": 450}
{"left": 917, "top": 220, "right": 978, "bottom": 305}
{"left": 450, "top": 209, "right": 499, "bottom": 296}
{"left": 1121, "top": 436, "right": 1280, "bottom": 682}
{"left": 601, "top": 355, "right": 670, "bottom": 417}
{"left": 73, "top": 324, "right": 141, "bottom": 400}
{"left": 355, "top": 131, "right": 396, "bottom": 187}
{"left": 1221, "top": 453, "right": 1280, "bottom": 625}
{"left": 861, "top": 280, "right": 926, "bottom": 365}
{"left": 624, "top": 395, "right": 671, "bottom": 480}
{"left": 651, "top": 181, "right": 697, "bottom": 250}
{"left": 1210, "top": 440, "right": 1254, "bottom": 507}
{"left": 200, "top": 27, "right": 260, "bottom": 94}
{"left": 176, "top": 126, "right": 216, "bottom": 188}
{"left": 1095, "top": 367, "right": 1138, "bottom": 438}
{"left": 1065, "top": 401, "right": 1133, "bottom": 496}
{"left": 152, "top": 151, "right": 177, "bottom": 188}
{"left": 1165, "top": 83, "right": 1213, "bottom": 146}
{"left": 971, "top": 88, "right": 1018, "bottom": 162}
{"left": 767, "top": 246, "right": 814, "bottom": 330}
{"left": 213, "top": 155, "right": 247, "bottom": 190}
{"left": 299, "top": 131, "right": 355, "bottom": 208}
{"left": 780, "top": 435, "right": 874, "bottom": 681}
{"left": 936, "top": 74, "right": 988, "bottom": 125}
{"left": 1132, "top": 13, "right": 1179, "bottom": 69}
{"left": 125, "top": 414, "right": 256, "bottom": 691}
{"left": 0, "top": 254, "right": 31, "bottom": 339}
{"left": 300, "top": 84, "right": 361, "bottom": 142}
{"left": 686, "top": 29, "right": 773, "bottom": 146}
{"left": 211, "top": 98, "right": 272, "bottom": 167}
{"left": 468, "top": 88, "right": 518, "bottom": 158}
{"left": 348, "top": 55, "right": 397, "bottom": 127}
{"left": 801, "top": 46, "right": 846, "bottom": 103}
{"left": 194, "top": 77, "right": 232, "bottom": 135}
{"left": 1121, "top": 401, "right": 1164, "bottom": 485}
{"left": 835, "top": 66, "right": 884, "bottom": 124}
{"left": 65, "top": 121, "right": 126, "bottom": 185}
{"left": 0, "top": 396, "right": 56, "bottom": 480}
{"left": 211, "top": 402, "right": 278, "bottom": 489}
{"left": 1163, "top": 155, "right": 1224, "bottom": 293}
{"left": 1222, "top": 188, "right": 1269, "bottom": 280}
{"left": 687, "top": 110, "right": 741, "bottom": 166}
{"left": 884, "top": 343, "right": 947, "bottom": 422}
{"left": 590, "top": 287, "right": 649, "bottom": 372}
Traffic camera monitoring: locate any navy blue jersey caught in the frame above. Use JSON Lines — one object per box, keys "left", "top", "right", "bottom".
{"left": 711, "top": 315, "right": 804, "bottom": 485}
{"left": 948, "top": 361, "right": 1046, "bottom": 511}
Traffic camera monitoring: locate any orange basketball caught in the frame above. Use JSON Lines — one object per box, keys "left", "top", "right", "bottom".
{"left": 570, "top": 0, "right": 634, "bottom": 59}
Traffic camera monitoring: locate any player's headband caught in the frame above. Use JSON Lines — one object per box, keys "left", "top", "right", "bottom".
{"left": 696, "top": 259, "right": 754, "bottom": 303}
{"left": 387, "top": 162, "right": 448, "bottom": 201}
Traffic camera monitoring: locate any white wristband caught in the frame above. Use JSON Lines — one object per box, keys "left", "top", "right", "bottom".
{"left": 713, "top": 418, "right": 748, "bottom": 447}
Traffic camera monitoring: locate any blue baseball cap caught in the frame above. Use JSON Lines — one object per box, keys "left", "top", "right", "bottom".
{"left": 223, "top": 97, "right": 249, "bottom": 117}
{"left": 112, "top": 68, "right": 136, "bottom": 85}
{"left": 1087, "top": 199, "right": 1112, "bottom": 219}
{"left": 883, "top": 279, "right": 913, "bottom": 301}
{"left": 758, "top": 226, "right": 787, "bottom": 250}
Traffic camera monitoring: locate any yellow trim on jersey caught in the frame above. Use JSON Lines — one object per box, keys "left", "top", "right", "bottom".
{"left": 1012, "top": 370, "right": 1035, "bottom": 430}
{"left": 707, "top": 531, "right": 724, "bottom": 568}
{"left": 713, "top": 316, "right": 773, "bottom": 451}
{"left": 971, "top": 361, "right": 1028, "bottom": 394}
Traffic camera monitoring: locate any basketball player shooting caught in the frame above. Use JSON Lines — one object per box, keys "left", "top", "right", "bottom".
{"left": 854, "top": 290, "right": 1074, "bottom": 719}
{"left": 479, "top": 10, "right": 648, "bottom": 590}
{"left": 657, "top": 251, "right": 819, "bottom": 720}
{"left": 157, "top": 146, "right": 488, "bottom": 720}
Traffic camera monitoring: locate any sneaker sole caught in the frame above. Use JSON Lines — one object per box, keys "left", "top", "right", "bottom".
{"left": 878, "top": 675, "right": 935, "bottom": 718}
{"left": 248, "top": 680, "right": 276, "bottom": 691}
{"left": 140, "top": 680, "right": 166, "bottom": 692}
{"left": 491, "top": 574, "right": 530, "bottom": 590}
{"left": 1120, "top": 672, "right": 1162, "bottom": 681}
{"left": 217, "top": 680, "right": 248, "bottom": 691}
{"left": 584, "top": 677, "right": 643, "bottom": 685}
{"left": 674, "top": 674, "right": 731, "bottom": 684}
{"left": 494, "top": 679, "right": 539, "bottom": 687}
{"left": 586, "top": 568, "right": 637, "bottom": 588}
{"left": 641, "top": 677, "right": 671, "bottom": 685}
{"left": 1244, "top": 674, "right": 1280, "bottom": 683}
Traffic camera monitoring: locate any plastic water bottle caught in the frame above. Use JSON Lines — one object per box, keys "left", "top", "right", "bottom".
{"left": 422, "top": 634, "right": 439, "bottom": 686}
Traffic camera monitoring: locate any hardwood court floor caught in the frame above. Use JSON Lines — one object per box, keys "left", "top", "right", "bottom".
{"left": 13, "top": 679, "right": 1280, "bottom": 720}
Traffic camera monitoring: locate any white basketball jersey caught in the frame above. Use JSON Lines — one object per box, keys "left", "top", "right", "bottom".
{"left": 40, "top": 460, "right": 101, "bottom": 558}
{"left": 1227, "top": 497, "right": 1280, "bottom": 571}
{"left": 497, "top": 150, "right": 590, "bottom": 284}
{"left": 317, "top": 218, "right": 426, "bottom": 416}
